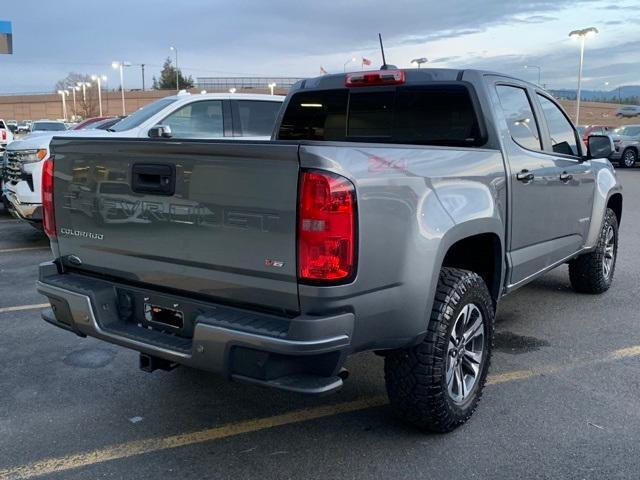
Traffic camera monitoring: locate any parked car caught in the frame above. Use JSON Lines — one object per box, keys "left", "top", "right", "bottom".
{"left": 16, "top": 120, "right": 32, "bottom": 134}
{"left": 0, "top": 119, "right": 14, "bottom": 152}
{"left": 30, "top": 120, "right": 67, "bottom": 134}
{"left": 6, "top": 120, "right": 18, "bottom": 133}
{"left": 3, "top": 93, "right": 283, "bottom": 226}
{"left": 75, "top": 116, "right": 124, "bottom": 131}
{"left": 37, "top": 69, "right": 621, "bottom": 433}
{"left": 73, "top": 116, "right": 113, "bottom": 130}
{"left": 609, "top": 124, "right": 640, "bottom": 168}
{"left": 615, "top": 105, "right": 640, "bottom": 118}
{"left": 577, "top": 125, "right": 613, "bottom": 146}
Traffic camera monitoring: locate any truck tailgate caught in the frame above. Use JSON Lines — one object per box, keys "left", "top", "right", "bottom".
{"left": 50, "top": 138, "right": 300, "bottom": 314}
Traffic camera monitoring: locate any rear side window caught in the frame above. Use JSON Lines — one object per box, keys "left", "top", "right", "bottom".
{"left": 234, "top": 100, "right": 281, "bottom": 137}
{"left": 495, "top": 85, "right": 541, "bottom": 151}
{"left": 278, "top": 84, "right": 484, "bottom": 147}
{"left": 163, "top": 100, "right": 223, "bottom": 138}
{"left": 536, "top": 94, "right": 579, "bottom": 157}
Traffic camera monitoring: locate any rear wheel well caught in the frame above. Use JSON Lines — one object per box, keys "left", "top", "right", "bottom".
{"left": 607, "top": 193, "right": 622, "bottom": 224}
{"left": 442, "top": 233, "right": 502, "bottom": 302}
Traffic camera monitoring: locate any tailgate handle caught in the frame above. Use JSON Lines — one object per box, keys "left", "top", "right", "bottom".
{"left": 132, "top": 164, "right": 175, "bottom": 196}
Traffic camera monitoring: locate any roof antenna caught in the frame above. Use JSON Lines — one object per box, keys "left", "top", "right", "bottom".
{"left": 378, "top": 33, "right": 397, "bottom": 70}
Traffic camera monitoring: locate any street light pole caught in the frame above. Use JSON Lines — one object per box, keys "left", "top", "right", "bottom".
{"left": 569, "top": 27, "right": 598, "bottom": 125}
{"left": 112, "top": 61, "right": 130, "bottom": 115}
{"left": 343, "top": 57, "right": 356, "bottom": 72}
{"left": 524, "top": 65, "right": 542, "bottom": 85}
{"left": 67, "top": 85, "right": 78, "bottom": 119}
{"left": 57, "top": 90, "right": 69, "bottom": 121}
{"left": 170, "top": 46, "right": 179, "bottom": 91}
{"left": 91, "top": 75, "right": 107, "bottom": 116}
{"left": 77, "top": 81, "right": 91, "bottom": 104}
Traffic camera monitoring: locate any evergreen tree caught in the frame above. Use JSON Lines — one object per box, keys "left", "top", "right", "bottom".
{"left": 153, "top": 57, "right": 194, "bottom": 90}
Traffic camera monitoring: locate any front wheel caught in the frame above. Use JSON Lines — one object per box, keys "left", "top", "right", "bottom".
{"left": 619, "top": 148, "right": 637, "bottom": 168}
{"left": 569, "top": 208, "right": 618, "bottom": 294}
{"left": 384, "top": 268, "right": 494, "bottom": 432}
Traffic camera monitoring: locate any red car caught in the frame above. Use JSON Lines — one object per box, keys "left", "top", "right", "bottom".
{"left": 577, "top": 125, "right": 614, "bottom": 146}
{"left": 73, "top": 116, "right": 114, "bottom": 130}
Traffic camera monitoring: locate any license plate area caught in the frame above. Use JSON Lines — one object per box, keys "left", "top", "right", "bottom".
{"left": 144, "top": 303, "right": 184, "bottom": 330}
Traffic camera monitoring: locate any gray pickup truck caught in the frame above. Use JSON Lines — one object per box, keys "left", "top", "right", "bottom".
{"left": 38, "top": 68, "right": 622, "bottom": 432}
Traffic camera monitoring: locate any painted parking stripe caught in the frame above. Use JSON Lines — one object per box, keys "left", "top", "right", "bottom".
{"left": 0, "top": 246, "right": 49, "bottom": 254}
{"left": 0, "top": 344, "right": 638, "bottom": 480}
{"left": 0, "top": 303, "right": 49, "bottom": 314}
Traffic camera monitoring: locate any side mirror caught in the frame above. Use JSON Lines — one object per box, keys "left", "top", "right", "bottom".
{"left": 148, "top": 125, "right": 173, "bottom": 138}
{"left": 587, "top": 135, "right": 613, "bottom": 159}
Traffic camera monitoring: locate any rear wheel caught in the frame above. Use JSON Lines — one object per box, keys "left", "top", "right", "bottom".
{"left": 620, "top": 148, "right": 637, "bottom": 168}
{"left": 569, "top": 208, "right": 618, "bottom": 294}
{"left": 384, "top": 268, "right": 494, "bottom": 432}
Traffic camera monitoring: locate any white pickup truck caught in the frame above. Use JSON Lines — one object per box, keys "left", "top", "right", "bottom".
{"left": 0, "top": 119, "right": 14, "bottom": 152}
{"left": 4, "top": 92, "right": 283, "bottom": 226}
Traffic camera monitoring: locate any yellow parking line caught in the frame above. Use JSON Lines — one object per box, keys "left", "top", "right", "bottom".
{"left": 0, "top": 303, "right": 49, "bottom": 314}
{"left": 0, "top": 396, "right": 388, "bottom": 480}
{"left": 0, "top": 246, "right": 49, "bottom": 254}
{"left": 1, "top": 345, "right": 639, "bottom": 480}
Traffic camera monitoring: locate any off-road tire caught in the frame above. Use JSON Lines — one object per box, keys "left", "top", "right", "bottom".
{"left": 619, "top": 148, "right": 637, "bottom": 168}
{"left": 384, "top": 267, "right": 494, "bottom": 432}
{"left": 569, "top": 208, "right": 618, "bottom": 294}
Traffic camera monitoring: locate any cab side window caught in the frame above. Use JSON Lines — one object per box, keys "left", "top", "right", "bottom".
{"left": 536, "top": 94, "right": 579, "bottom": 157}
{"left": 495, "top": 85, "right": 542, "bottom": 151}
{"left": 163, "top": 100, "right": 224, "bottom": 138}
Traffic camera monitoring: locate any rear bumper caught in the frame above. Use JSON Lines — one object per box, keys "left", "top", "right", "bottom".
{"left": 5, "top": 191, "right": 41, "bottom": 222}
{"left": 37, "top": 262, "right": 353, "bottom": 395}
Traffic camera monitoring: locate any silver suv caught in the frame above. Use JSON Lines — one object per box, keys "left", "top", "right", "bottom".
{"left": 609, "top": 124, "right": 640, "bottom": 168}
{"left": 615, "top": 105, "right": 640, "bottom": 118}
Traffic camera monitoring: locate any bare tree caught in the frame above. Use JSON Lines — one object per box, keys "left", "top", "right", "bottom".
{"left": 54, "top": 72, "right": 100, "bottom": 119}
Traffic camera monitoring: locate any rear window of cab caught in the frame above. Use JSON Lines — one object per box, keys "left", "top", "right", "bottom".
{"left": 277, "top": 84, "right": 485, "bottom": 147}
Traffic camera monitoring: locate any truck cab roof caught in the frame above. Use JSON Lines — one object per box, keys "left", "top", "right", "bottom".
{"left": 290, "top": 68, "right": 538, "bottom": 92}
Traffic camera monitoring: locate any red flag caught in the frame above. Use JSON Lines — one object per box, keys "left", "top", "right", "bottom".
{"left": 362, "top": 57, "right": 372, "bottom": 66}
{"left": 320, "top": 66, "right": 328, "bottom": 75}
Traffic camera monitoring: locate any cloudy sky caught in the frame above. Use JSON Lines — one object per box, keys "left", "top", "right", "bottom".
{"left": 0, "top": 0, "right": 638, "bottom": 94}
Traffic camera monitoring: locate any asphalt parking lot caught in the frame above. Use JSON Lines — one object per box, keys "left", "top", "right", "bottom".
{"left": 1, "top": 170, "right": 639, "bottom": 480}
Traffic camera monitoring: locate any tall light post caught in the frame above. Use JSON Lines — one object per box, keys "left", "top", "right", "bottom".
{"left": 112, "top": 61, "right": 131, "bottom": 115}
{"left": 170, "top": 46, "right": 179, "bottom": 92}
{"left": 91, "top": 75, "right": 107, "bottom": 116}
{"left": 268, "top": 82, "right": 276, "bottom": 95}
{"left": 57, "top": 90, "right": 69, "bottom": 121}
{"left": 77, "top": 81, "right": 91, "bottom": 103}
{"left": 524, "top": 65, "right": 542, "bottom": 85}
{"left": 67, "top": 85, "right": 80, "bottom": 119}
{"left": 569, "top": 27, "right": 598, "bottom": 125}
{"left": 411, "top": 57, "right": 428, "bottom": 68}
{"left": 343, "top": 57, "right": 356, "bottom": 72}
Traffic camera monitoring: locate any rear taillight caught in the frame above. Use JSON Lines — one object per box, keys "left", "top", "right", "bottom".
{"left": 42, "top": 158, "right": 56, "bottom": 238}
{"left": 1, "top": 130, "right": 6, "bottom": 141}
{"left": 298, "top": 170, "right": 356, "bottom": 283}
{"left": 345, "top": 69, "right": 405, "bottom": 87}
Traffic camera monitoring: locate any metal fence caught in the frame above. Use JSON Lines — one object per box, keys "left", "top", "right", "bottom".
{"left": 196, "top": 77, "right": 305, "bottom": 90}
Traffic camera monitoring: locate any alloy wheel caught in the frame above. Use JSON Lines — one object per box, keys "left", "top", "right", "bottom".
{"left": 623, "top": 150, "right": 636, "bottom": 167}
{"left": 446, "top": 303, "right": 485, "bottom": 404}
{"left": 603, "top": 225, "right": 615, "bottom": 279}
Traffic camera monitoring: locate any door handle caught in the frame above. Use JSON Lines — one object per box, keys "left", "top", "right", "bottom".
{"left": 559, "top": 171, "right": 573, "bottom": 183}
{"left": 131, "top": 163, "right": 176, "bottom": 196}
{"left": 516, "top": 170, "right": 535, "bottom": 183}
